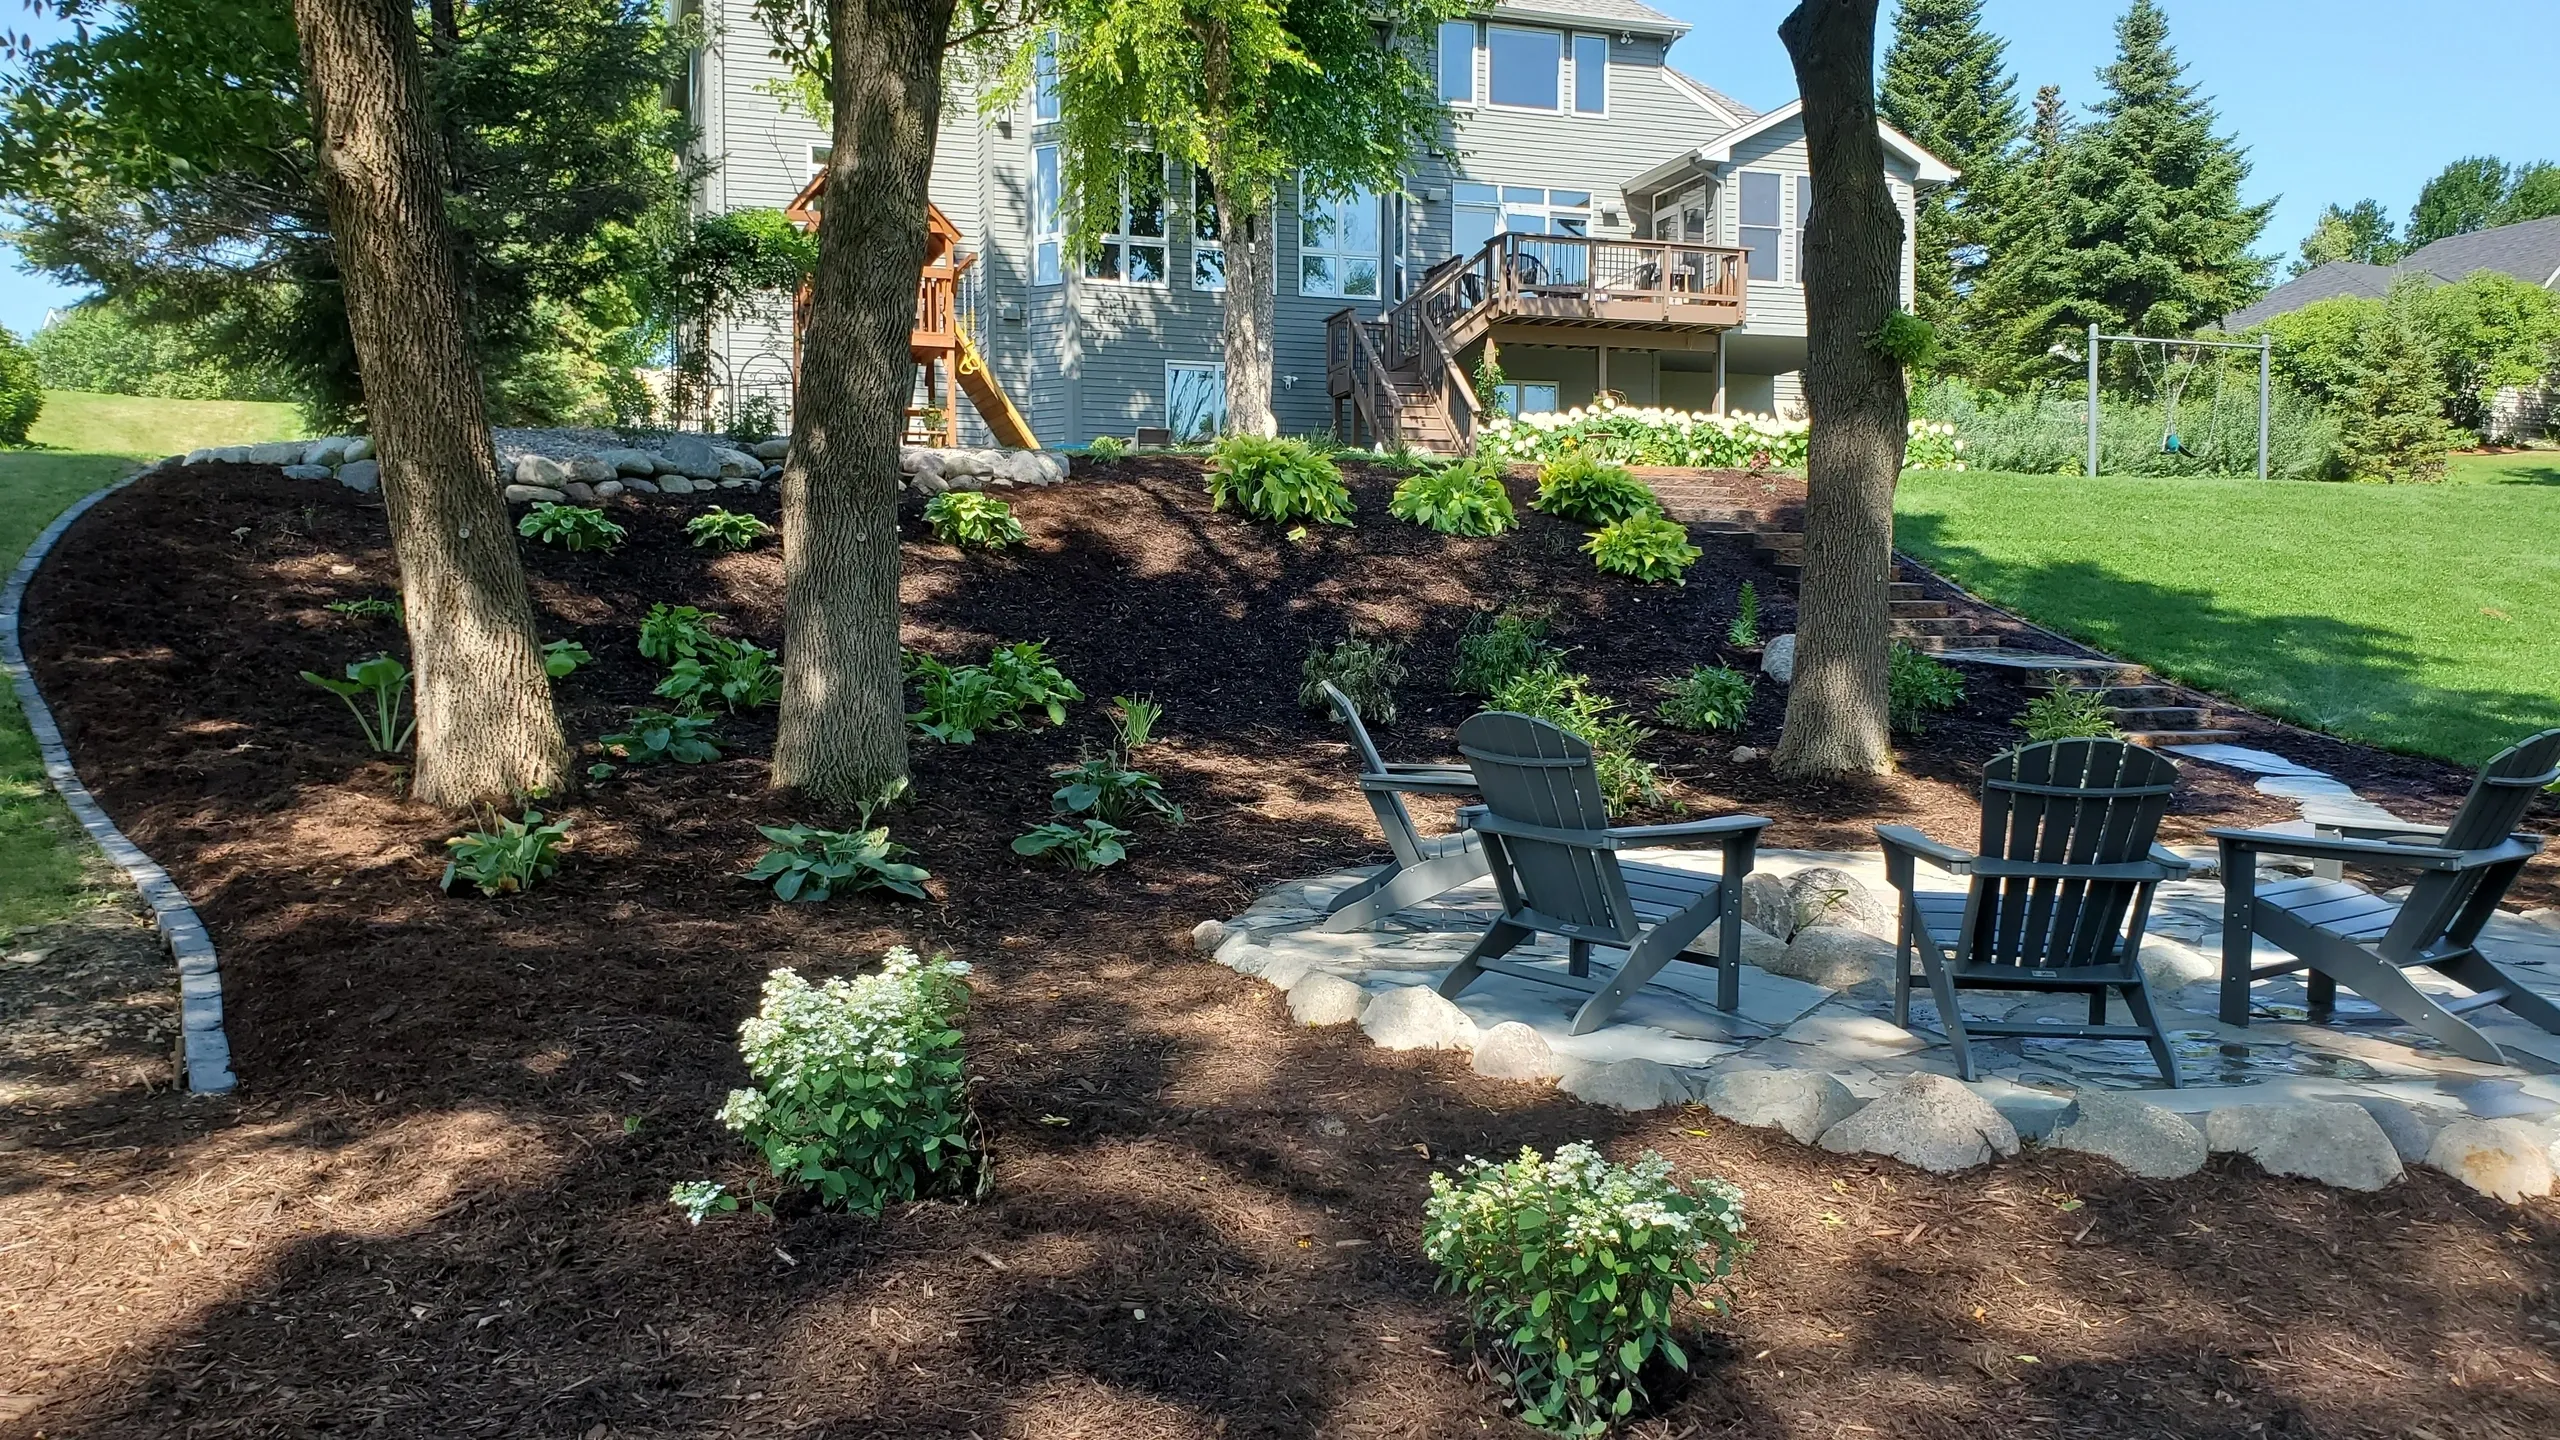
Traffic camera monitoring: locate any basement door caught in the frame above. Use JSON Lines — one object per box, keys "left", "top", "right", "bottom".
{"left": 1167, "top": 362, "right": 1226, "bottom": 441}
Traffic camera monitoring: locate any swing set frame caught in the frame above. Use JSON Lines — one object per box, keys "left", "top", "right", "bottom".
{"left": 2085, "top": 323, "right": 2274, "bottom": 480}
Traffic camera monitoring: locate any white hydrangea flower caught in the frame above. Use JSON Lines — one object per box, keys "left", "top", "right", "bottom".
{"left": 668, "top": 1180, "right": 727, "bottom": 1226}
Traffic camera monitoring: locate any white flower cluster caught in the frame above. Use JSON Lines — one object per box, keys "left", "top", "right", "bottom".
{"left": 1423, "top": 1141, "right": 1745, "bottom": 1264}
{"left": 667, "top": 1179, "right": 727, "bottom": 1226}
{"left": 729, "top": 948, "right": 972, "bottom": 1103}
{"left": 1484, "top": 405, "right": 1808, "bottom": 438}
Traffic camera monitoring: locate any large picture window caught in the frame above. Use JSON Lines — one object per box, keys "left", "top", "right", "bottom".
{"left": 1086, "top": 152, "right": 1168, "bottom": 285}
{"left": 1168, "top": 362, "right": 1226, "bottom": 441}
{"left": 1299, "top": 182, "right": 1379, "bottom": 299}
{"left": 1192, "top": 169, "right": 1225, "bottom": 291}
{"left": 1485, "top": 26, "right": 1560, "bottom": 110}
{"left": 1032, "top": 144, "right": 1062, "bottom": 285}
{"left": 1572, "top": 34, "right": 1607, "bottom": 114}
{"left": 1438, "top": 20, "right": 1476, "bottom": 104}
{"left": 1739, "top": 171, "right": 1782, "bottom": 281}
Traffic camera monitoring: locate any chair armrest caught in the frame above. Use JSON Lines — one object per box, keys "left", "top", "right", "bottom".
{"left": 1876, "top": 824, "right": 1974, "bottom": 875}
{"left": 1604, "top": 814, "right": 1774, "bottom": 844}
{"left": 2307, "top": 810, "right": 2447, "bottom": 841}
{"left": 1356, "top": 771, "right": 1479, "bottom": 798}
{"left": 1380, "top": 761, "right": 1471, "bottom": 777}
{"left": 2457, "top": 835, "right": 2543, "bottom": 870}
{"left": 1971, "top": 857, "right": 2182, "bottom": 882}
{"left": 2148, "top": 843, "right": 2195, "bottom": 879}
{"left": 2209, "top": 825, "right": 2469, "bottom": 871}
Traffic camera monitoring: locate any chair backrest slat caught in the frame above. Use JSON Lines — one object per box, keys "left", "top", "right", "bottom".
{"left": 1967, "top": 739, "right": 2178, "bottom": 970}
{"left": 1325, "top": 681, "right": 1423, "bottom": 855}
{"left": 1458, "top": 712, "right": 1637, "bottom": 941}
{"left": 2378, "top": 728, "right": 2560, "bottom": 960}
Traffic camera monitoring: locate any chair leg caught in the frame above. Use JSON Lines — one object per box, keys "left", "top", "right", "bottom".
{"left": 2301, "top": 945, "right": 2507, "bottom": 1066}
{"left": 2306, "top": 969, "right": 2337, "bottom": 1019}
{"left": 1914, "top": 939, "right": 1976, "bottom": 1081}
{"left": 2088, "top": 989, "right": 2108, "bottom": 1026}
{"left": 1319, "top": 850, "right": 1490, "bottom": 933}
{"left": 2219, "top": 909, "right": 2258, "bottom": 1029}
{"left": 1436, "top": 919, "right": 1532, "bottom": 1003}
{"left": 2118, "top": 981, "right": 2181, "bottom": 1088}
{"left": 1892, "top": 908, "right": 1915, "bottom": 1029}
{"left": 1714, "top": 898, "right": 1742, "bottom": 1014}
{"left": 1569, "top": 932, "right": 1680, "bottom": 1036}
{"left": 2433, "top": 951, "right": 2560, "bottom": 1037}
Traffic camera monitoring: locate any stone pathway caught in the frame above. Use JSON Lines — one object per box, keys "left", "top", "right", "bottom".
{"left": 1202, "top": 848, "right": 2560, "bottom": 1201}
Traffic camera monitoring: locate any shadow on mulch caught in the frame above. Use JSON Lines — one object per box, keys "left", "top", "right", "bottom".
{"left": 1, "top": 459, "right": 2552, "bottom": 1439}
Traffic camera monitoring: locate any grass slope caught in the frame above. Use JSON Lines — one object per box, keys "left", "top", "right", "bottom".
{"left": 1, "top": 392, "right": 306, "bottom": 927}
{"left": 1896, "top": 465, "right": 2560, "bottom": 765}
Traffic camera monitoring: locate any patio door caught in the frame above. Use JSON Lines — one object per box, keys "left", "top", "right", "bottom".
{"left": 1167, "top": 362, "right": 1226, "bottom": 441}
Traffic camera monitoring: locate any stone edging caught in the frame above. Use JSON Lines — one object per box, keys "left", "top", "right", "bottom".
{"left": 1, "top": 478, "right": 235, "bottom": 1094}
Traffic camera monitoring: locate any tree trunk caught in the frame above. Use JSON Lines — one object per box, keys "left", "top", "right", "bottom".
{"left": 1772, "top": 0, "right": 1910, "bottom": 778}
{"left": 770, "top": 0, "right": 954, "bottom": 807}
{"left": 292, "top": 0, "right": 568, "bottom": 810}
{"left": 1218, "top": 191, "right": 1279, "bottom": 437}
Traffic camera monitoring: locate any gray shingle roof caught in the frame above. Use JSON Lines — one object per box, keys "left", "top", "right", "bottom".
{"left": 1667, "top": 67, "right": 1759, "bottom": 121}
{"left": 2224, "top": 263, "right": 2402, "bottom": 329}
{"left": 2402, "top": 215, "right": 2560, "bottom": 289}
{"left": 1484, "top": 0, "right": 1688, "bottom": 38}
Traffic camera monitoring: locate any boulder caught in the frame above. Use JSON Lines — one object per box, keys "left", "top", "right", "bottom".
{"left": 760, "top": 465, "right": 784, "bottom": 482}
{"left": 1704, "top": 921, "right": 1788, "bottom": 971}
{"left": 1210, "top": 930, "right": 1266, "bottom": 976}
{"left": 1761, "top": 633, "right": 1797, "bottom": 685}
{"left": 1288, "top": 973, "right": 1368, "bottom": 1027}
{"left": 1190, "top": 919, "right": 1229, "bottom": 953}
{"left": 752, "top": 437, "right": 791, "bottom": 460}
{"left": 335, "top": 460, "right": 380, "bottom": 493}
{"left": 301, "top": 436, "right": 352, "bottom": 468}
{"left": 244, "top": 439, "right": 307, "bottom": 465}
{"left": 563, "top": 482, "right": 597, "bottom": 504}
{"left": 940, "top": 448, "right": 994, "bottom": 478}
{"left": 658, "top": 476, "right": 696, "bottom": 496}
{"left": 2205, "top": 1102, "right": 2403, "bottom": 1191}
{"left": 504, "top": 484, "right": 567, "bottom": 505}
{"left": 714, "top": 446, "right": 760, "bottom": 478}
{"left": 900, "top": 446, "right": 945, "bottom": 478}
{"left": 1559, "top": 1057, "right": 1691, "bottom": 1112}
{"left": 911, "top": 473, "right": 952, "bottom": 496}
{"left": 566, "top": 455, "right": 616, "bottom": 483}
{"left": 621, "top": 477, "right": 660, "bottom": 495}
{"left": 2346, "top": 1096, "right": 2456, "bottom": 1164}
{"left": 341, "top": 436, "right": 374, "bottom": 462}
{"left": 594, "top": 480, "right": 625, "bottom": 499}
{"left": 514, "top": 454, "right": 571, "bottom": 486}
{"left": 598, "top": 447, "right": 660, "bottom": 475}
{"left": 659, "top": 436, "right": 724, "bottom": 479}
{"left": 2044, "top": 1091, "right": 2207, "bottom": 1179}
{"left": 2424, "top": 1118, "right": 2555, "bottom": 1203}
{"left": 1818, "top": 1073, "right": 2020, "bottom": 1173}
{"left": 183, "top": 448, "right": 215, "bottom": 466}
{"left": 1785, "top": 866, "right": 1894, "bottom": 938}
{"left": 279, "top": 464, "right": 333, "bottom": 481}
{"left": 1766, "top": 925, "right": 1897, "bottom": 990}
{"left": 1471, "top": 1021, "right": 1562, "bottom": 1081}
{"left": 1256, "top": 949, "right": 1319, "bottom": 991}
{"left": 1696, "top": 1066, "right": 1863, "bottom": 1144}
{"left": 2136, "top": 936, "right": 2218, "bottom": 996}
{"left": 1729, "top": 745, "right": 1761, "bottom": 763}
{"left": 1358, "top": 985, "right": 1477, "bottom": 1051}
{"left": 1739, "top": 871, "right": 1798, "bottom": 942}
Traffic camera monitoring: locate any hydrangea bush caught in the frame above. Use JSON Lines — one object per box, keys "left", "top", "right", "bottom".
{"left": 710, "top": 950, "right": 974, "bottom": 1215}
{"left": 1480, "top": 398, "right": 1811, "bottom": 470}
{"left": 1903, "top": 418, "right": 1968, "bottom": 471}
{"left": 1424, "top": 1144, "right": 1748, "bottom": 1435}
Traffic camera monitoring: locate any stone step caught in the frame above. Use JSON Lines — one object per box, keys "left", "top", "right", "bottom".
{"left": 1889, "top": 582, "right": 1924, "bottom": 601}
{"left": 1888, "top": 616, "right": 1974, "bottom": 637}
{"left": 2124, "top": 728, "right": 2241, "bottom": 748}
{"left": 1896, "top": 633, "right": 2009, "bottom": 653}
{"left": 2107, "top": 705, "right": 2216, "bottom": 731}
{"left": 1890, "top": 599, "right": 1950, "bottom": 620}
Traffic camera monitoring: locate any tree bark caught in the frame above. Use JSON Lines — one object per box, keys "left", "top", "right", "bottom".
{"left": 1217, "top": 188, "right": 1279, "bottom": 437}
{"left": 1772, "top": 0, "right": 1910, "bottom": 778}
{"left": 771, "top": 0, "right": 955, "bottom": 806}
{"left": 292, "top": 0, "right": 568, "bottom": 810}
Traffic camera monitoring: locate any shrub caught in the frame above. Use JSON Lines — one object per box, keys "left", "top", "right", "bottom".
{"left": 1300, "top": 634, "right": 1408, "bottom": 723}
{"left": 599, "top": 709, "right": 722, "bottom": 765}
{"left": 1725, "top": 582, "right": 1761, "bottom": 649}
{"left": 300, "top": 654, "right": 414, "bottom": 753}
{"left": 686, "top": 508, "right": 772, "bottom": 551}
{"left": 1012, "top": 818, "right": 1132, "bottom": 872}
{"left": 1084, "top": 434, "right": 1128, "bottom": 460}
{"left": 1903, "top": 418, "right": 1966, "bottom": 471}
{"left": 2016, "top": 682, "right": 2121, "bottom": 741}
{"left": 746, "top": 786, "right": 930, "bottom": 902}
{"left": 1583, "top": 515, "right": 1700, "bottom": 584}
{"left": 657, "top": 638, "right": 781, "bottom": 714}
{"left": 542, "top": 638, "right": 592, "bottom": 678}
{"left": 2407, "top": 270, "right": 2560, "bottom": 435}
{"left": 1423, "top": 1143, "right": 1748, "bottom": 1436}
{"left": 441, "top": 809, "right": 571, "bottom": 897}
{"left": 1389, "top": 458, "right": 1517, "bottom": 537}
{"left": 1454, "top": 609, "right": 1560, "bottom": 696}
{"left": 1888, "top": 645, "right": 1967, "bottom": 736}
{"left": 1206, "top": 434, "right": 1354, "bottom": 525}
{"left": 638, "top": 603, "right": 721, "bottom": 664}
{"left": 714, "top": 951, "right": 973, "bottom": 1214}
{"left": 1533, "top": 456, "right": 1660, "bottom": 528}
{"left": 922, "top": 490, "right": 1027, "bottom": 548}
{"left": 906, "top": 641, "right": 1081, "bottom": 743}
{"left": 326, "top": 596, "right": 401, "bottom": 623}
{"left": 1912, "top": 376, "right": 2340, "bottom": 481}
{"left": 1479, "top": 397, "right": 1810, "bottom": 470}
{"left": 1488, "top": 668, "right": 1660, "bottom": 810}
{"left": 1657, "top": 666, "right": 1754, "bottom": 733}
{"left": 1049, "top": 756, "right": 1181, "bottom": 826}
{"left": 516, "top": 502, "right": 626, "bottom": 552}
{"left": 0, "top": 326, "right": 41, "bottom": 446}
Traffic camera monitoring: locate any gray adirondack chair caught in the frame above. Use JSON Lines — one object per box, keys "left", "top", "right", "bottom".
{"left": 2211, "top": 728, "right": 2560, "bottom": 1064}
{"left": 1317, "top": 681, "right": 1491, "bottom": 933}
{"left": 1877, "top": 738, "right": 2192, "bottom": 1085}
{"left": 1435, "top": 711, "right": 1772, "bottom": 1034}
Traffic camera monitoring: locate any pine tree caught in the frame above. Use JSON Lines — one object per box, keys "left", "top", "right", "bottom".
{"left": 1962, "top": 83, "right": 2071, "bottom": 388}
{"left": 1878, "top": 0, "right": 2022, "bottom": 360}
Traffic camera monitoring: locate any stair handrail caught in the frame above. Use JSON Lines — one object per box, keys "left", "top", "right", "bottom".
{"left": 1344, "top": 315, "right": 1405, "bottom": 440}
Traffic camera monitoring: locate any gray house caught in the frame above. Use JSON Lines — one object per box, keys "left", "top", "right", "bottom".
{"left": 682, "top": 0, "right": 1954, "bottom": 449}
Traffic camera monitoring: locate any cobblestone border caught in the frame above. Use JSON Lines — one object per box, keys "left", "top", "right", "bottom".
{"left": 1, "top": 478, "right": 235, "bottom": 1094}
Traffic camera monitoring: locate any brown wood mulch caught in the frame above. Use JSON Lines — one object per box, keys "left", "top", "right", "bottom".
{"left": 2, "top": 457, "right": 2553, "bottom": 1439}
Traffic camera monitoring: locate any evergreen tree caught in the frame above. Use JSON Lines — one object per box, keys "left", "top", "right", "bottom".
{"left": 1961, "top": 83, "right": 2070, "bottom": 389}
{"left": 2292, "top": 199, "right": 2399, "bottom": 274}
{"left": 1878, "top": 0, "right": 2021, "bottom": 359}
{"left": 2407, "top": 155, "right": 2509, "bottom": 246}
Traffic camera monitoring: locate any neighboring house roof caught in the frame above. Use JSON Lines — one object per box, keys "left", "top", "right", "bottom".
{"left": 1622, "top": 98, "right": 1960, "bottom": 194}
{"left": 1662, "top": 67, "right": 1759, "bottom": 126}
{"left": 2223, "top": 262, "right": 2403, "bottom": 329}
{"left": 2402, "top": 214, "right": 2560, "bottom": 290}
{"left": 1483, "top": 0, "right": 1689, "bottom": 40}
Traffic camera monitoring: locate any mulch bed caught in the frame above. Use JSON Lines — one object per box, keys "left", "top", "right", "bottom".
{"left": 2, "top": 457, "right": 2554, "bottom": 1439}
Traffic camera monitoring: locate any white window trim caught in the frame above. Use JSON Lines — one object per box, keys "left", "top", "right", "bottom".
{"left": 1438, "top": 20, "right": 1480, "bottom": 108}
{"left": 1297, "top": 179, "right": 1384, "bottom": 301}
{"left": 808, "top": 144, "right": 833, "bottom": 176}
{"left": 1031, "top": 143, "right": 1063, "bottom": 287}
{"left": 1570, "top": 33, "right": 1609, "bottom": 118}
{"left": 1167, "top": 361, "right": 1226, "bottom": 441}
{"left": 1190, "top": 167, "right": 1225, "bottom": 293}
{"left": 1482, "top": 24, "right": 1563, "bottom": 114}
{"left": 1032, "top": 32, "right": 1061, "bottom": 123}
{"left": 1085, "top": 151, "right": 1171, "bottom": 288}
{"left": 1737, "top": 169, "right": 1784, "bottom": 284}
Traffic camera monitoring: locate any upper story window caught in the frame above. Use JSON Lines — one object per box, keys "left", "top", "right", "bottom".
{"left": 1484, "top": 26, "right": 1560, "bottom": 110}
{"left": 1033, "top": 34, "right": 1060, "bottom": 122}
{"left": 809, "top": 144, "right": 832, "bottom": 175}
{"left": 1739, "top": 171, "right": 1782, "bottom": 281}
{"left": 1794, "top": 175, "right": 1813, "bottom": 280}
{"left": 1300, "top": 182, "right": 1380, "bottom": 299}
{"left": 1032, "top": 144, "right": 1063, "bottom": 285}
{"left": 1571, "top": 34, "right": 1606, "bottom": 115}
{"left": 1438, "top": 21, "right": 1476, "bottom": 104}
{"left": 1192, "top": 169, "right": 1225, "bottom": 292}
{"left": 1087, "top": 152, "right": 1169, "bottom": 285}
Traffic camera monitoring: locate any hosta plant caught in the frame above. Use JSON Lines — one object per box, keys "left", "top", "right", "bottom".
{"left": 1533, "top": 456, "right": 1660, "bottom": 528}
{"left": 1888, "top": 644, "right": 1967, "bottom": 736}
{"left": 1299, "top": 634, "right": 1408, "bottom": 723}
{"left": 1657, "top": 665, "right": 1754, "bottom": 733}
{"left": 1049, "top": 757, "right": 1182, "bottom": 826}
{"left": 1012, "top": 818, "right": 1131, "bottom": 872}
{"left": 440, "top": 809, "right": 570, "bottom": 898}
{"left": 1206, "top": 434, "right": 1354, "bottom": 526}
{"left": 686, "top": 508, "right": 772, "bottom": 551}
{"left": 1424, "top": 1144, "right": 1748, "bottom": 1436}
{"left": 300, "top": 654, "right": 414, "bottom": 753}
{"left": 1084, "top": 433, "right": 1128, "bottom": 460}
{"left": 657, "top": 638, "right": 781, "bottom": 714}
{"left": 905, "top": 641, "right": 1081, "bottom": 743}
{"left": 638, "top": 603, "right": 722, "bottom": 664}
{"left": 1583, "top": 515, "right": 1700, "bottom": 584}
{"left": 715, "top": 950, "right": 974, "bottom": 1215}
{"left": 1489, "top": 667, "right": 1660, "bottom": 811}
{"left": 542, "top": 638, "right": 592, "bottom": 678}
{"left": 599, "top": 710, "right": 722, "bottom": 766}
{"left": 517, "top": 502, "right": 626, "bottom": 552}
{"left": 746, "top": 820, "right": 930, "bottom": 903}
{"left": 922, "top": 491, "right": 1027, "bottom": 548}
{"left": 1389, "top": 458, "right": 1517, "bottom": 537}
{"left": 1454, "top": 609, "right": 1560, "bottom": 696}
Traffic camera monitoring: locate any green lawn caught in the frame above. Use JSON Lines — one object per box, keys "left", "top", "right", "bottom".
{"left": 1895, "top": 464, "right": 2560, "bottom": 766}
{"left": 1, "top": 392, "right": 307, "bottom": 928}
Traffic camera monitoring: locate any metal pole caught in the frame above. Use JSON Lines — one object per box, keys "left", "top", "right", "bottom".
{"left": 2257, "top": 334, "right": 2272, "bottom": 480}
{"left": 2087, "top": 322, "right": 2101, "bottom": 478}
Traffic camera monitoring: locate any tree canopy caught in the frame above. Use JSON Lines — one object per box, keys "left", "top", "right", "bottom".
{"left": 2292, "top": 199, "right": 2399, "bottom": 273}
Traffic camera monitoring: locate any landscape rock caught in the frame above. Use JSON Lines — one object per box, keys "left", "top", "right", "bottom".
{"left": 900, "top": 446, "right": 945, "bottom": 478}
{"left": 1818, "top": 1073, "right": 2019, "bottom": 1173}
{"left": 659, "top": 477, "right": 696, "bottom": 496}
{"left": 1190, "top": 919, "right": 1229, "bottom": 953}
{"left": 2205, "top": 1102, "right": 2403, "bottom": 1191}
{"left": 2136, "top": 936, "right": 2218, "bottom": 996}
{"left": 1256, "top": 949, "right": 1319, "bottom": 991}
{"left": 2346, "top": 1096, "right": 2456, "bottom": 1163}
{"left": 1696, "top": 1066, "right": 1863, "bottom": 1144}
{"left": 334, "top": 460, "right": 380, "bottom": 493}
{"left": 1358, "top": 985, "right": 1477, "bottom": 1051}
{"left": 1785, "top": 866, "right": 1894, "bottom": 938}
{"left": 1761, "top": 633, "right": 1797, "bottom": 685}
{"left": 1288, "top": 973, "right": 1368, "bottom": 1027}
{"left": 2424, "top": 1117, "right": 2555, "bottom": 1202}
{"left": 341, "top": 437, "right": 373, "bottom": 462}
{"left": 752, "top": 437, "right": 791, "bottom": 460}
{"left": 659, "top": 436, "right": 724, "bottom": 479}
{"left": 1703, "top": 921, "right": 1788, "bottom": 970}
{"left": 594, "top": 480, "right": 624, "bottom": 499}
{"left": 1729, "top": 746, "right": 1761, "bottom": 763}
{"left": 598, "top": 447, "right": 660, "bottom": 475}
{"left": 1211, "top": 930, "right": 1267, "bottom": 976}
{"left": 2044, "top": 1091, "right": 2207, "bottom": 1178}
{"left": 279, "top": 464, "right": 333, "bottom": 481}
{"left": 301, "top": 437, "right": 352, "bottom": 468}
{"left": 566, "top": 455, "right": 616, "bottom": 483}
{"left": 563, "top": 482, "right": 597, "bottom": 504}
{"left": 1559, "top": 1057, "right": 1690, "bottom": 1112}
{"left": 911, "top": 473, "right": 951, "bottom": 496}
{"left": 621, "top": 477, "right": 660, "bottom": 494}
{"left": 941, "top": 448, "right": 993, "bottom": 478}
{"left": 760, "top": 465, "right": 784, "bottom": 482}
{"left": 1471, "top": 1021, "right": 1562, "bottom": 1081}
{"left": 1765, "top": 925, "right": 1897, "bottom": 990}
{"left": 1739, "top": 872, "right": 1798, "bottom": 942}
{"left": 244, "top": 439, "right": 307, "bottom": 465}
{"left": 515, "top": 454, "right": 572, "bottom": 486}
{"left": 714, "top": 446, "right": 760, "bottom": 478}
{"left": 504, "top": 484, "right": 567, "bottom": 505}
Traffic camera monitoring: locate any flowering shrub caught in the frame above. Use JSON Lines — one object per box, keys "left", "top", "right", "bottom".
{"left": 715, "top": 951, "right": 974, "bottom": 1215}
{"left": 1903, "top": 418, "right": 1967, "bottom": 471}
{"left": 1481, "top": 397, "right": 1810, "bottom": 470}
{"left": 1424, "top": 1144, "right": 1748, "bottom": 1435}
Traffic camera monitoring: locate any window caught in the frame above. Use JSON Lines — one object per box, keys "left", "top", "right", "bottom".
{"left": 1033, "top": 34, "right": 1060, "bottom": 122}
{"left": 1389, "top": 191, "right": 1412, "bottom": 301}
{"left": 1572, "top": 34, "right": 1606, "bottom": 114}
{"left": 1191, "top": 169, "right": 1224, "bottom": 291}
{"left": 1453, "top": 181, "right": 1500, "bottom": 259}
{"left": 1485, "top": 26, "right": 1560, "bottom": 110}
{"left": 1168, "top": 363, "right": 1226, "bottom": 440}
{"left": 809, "top": 144, "right": 832, "bottom": 175}
{"left": 1438, "top": 21, "right": 1476, "bottom": 103}
{"left": 1032, "top": 144, "right": 1062, "bottom": 285}
{"left": 1794, "top": 174, "right": 1813, "bottom": 280}
{"left": 1739, "top": 171, "right": 1781, "bottom": 281}
{"left": 1086, "top": 152, "right": 1168, "bottom": 284}
{"left": 1300, "top": 182, "right": 1380, "bottom": 299}
{"left": 1494, "top": 382, "right": 1560, "bottom": 416}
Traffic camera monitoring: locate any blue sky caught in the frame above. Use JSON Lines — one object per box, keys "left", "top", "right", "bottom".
{"left": 4, "top": 0, "right": 2556, "bottom": 338}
